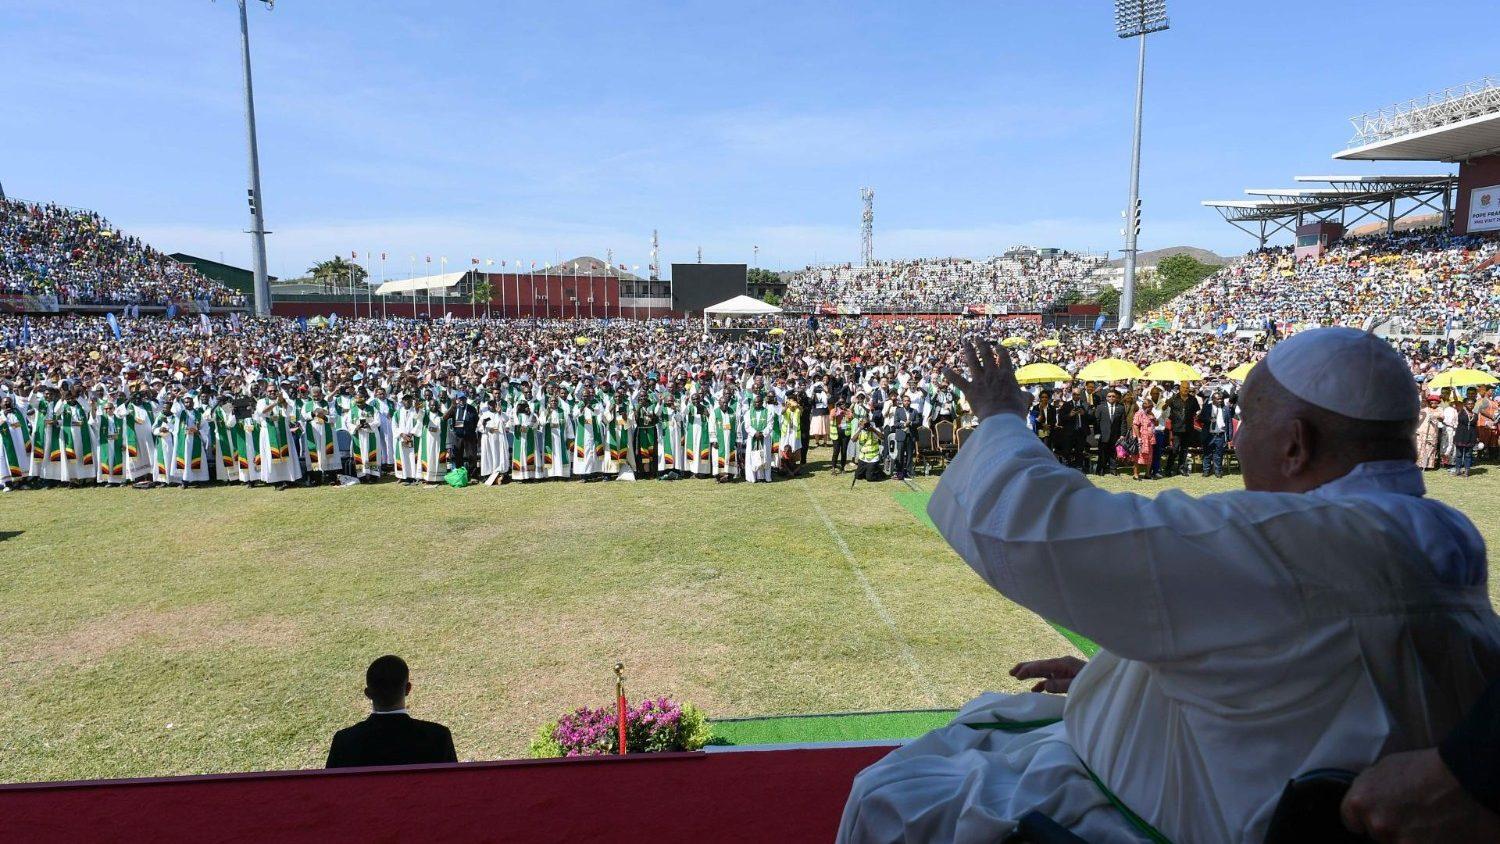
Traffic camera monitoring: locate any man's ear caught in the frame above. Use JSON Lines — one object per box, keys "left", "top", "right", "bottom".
{"left": 363, "top": 687, "right": 373, "bottom": 702}
{"left": 1284, "top": 417, "right": 1314, "bottom": 477}
{"left": 405, "top": 681, "right": 413, "bottom": 696}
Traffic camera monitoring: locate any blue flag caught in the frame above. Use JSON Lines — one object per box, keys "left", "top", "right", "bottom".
{"left": 1216, "top": 322, "right": 1227, "bottom": 338}
{"left": 166, "top": 303, "right": 178, "bottom": 320}
{"left": 329, "top": 312, "right": 338, "bottom": 326}
{"left": 297, "top": 316, "right": 309, "bottom": 332}
{"left": 1093, "top": 313, "right": 1106, "bottom": 332}
{"left": 20, "top": 316, "right": 31, "bottom": 346}
{"left": 107, "top": 312, "right": 121, "bottom": 339}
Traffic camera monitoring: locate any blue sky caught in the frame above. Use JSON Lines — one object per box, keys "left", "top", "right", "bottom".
{"left": 1, "top": 1, "right": 1490, "bottom": 279}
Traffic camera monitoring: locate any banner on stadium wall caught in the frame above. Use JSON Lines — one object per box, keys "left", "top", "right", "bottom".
{"left": 0, "top": 295, "right": 60, "bottom": 314}
{"left": 173, "top": 299, "right": 211, "bottom": 315}
{"left": 1468, "top": 184, "right": 1500, "bottom": 233}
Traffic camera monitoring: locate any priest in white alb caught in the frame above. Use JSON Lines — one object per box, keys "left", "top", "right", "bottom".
{"left": 839, "top": 328, "right": 1500, "bottom": 843}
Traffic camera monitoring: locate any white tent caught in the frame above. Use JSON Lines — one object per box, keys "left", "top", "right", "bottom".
{"left": 702, "top": 294, "right": 782, "bottom": 332}
{"left": 373, "top": 271, "right": 468, "bottom": 296}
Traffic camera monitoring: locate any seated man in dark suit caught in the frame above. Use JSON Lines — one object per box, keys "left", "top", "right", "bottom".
{"left": 326, "top": 655, "right": 458, "bottom": 768}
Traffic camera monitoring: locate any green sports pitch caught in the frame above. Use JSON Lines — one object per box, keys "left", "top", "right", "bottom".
{"left": 3, "top": 458, "right": 1498, "bottom": 783}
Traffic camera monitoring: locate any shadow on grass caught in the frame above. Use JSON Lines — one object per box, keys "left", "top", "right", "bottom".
{"left": 0, "top": 531, "right": 20, "bottom": 542}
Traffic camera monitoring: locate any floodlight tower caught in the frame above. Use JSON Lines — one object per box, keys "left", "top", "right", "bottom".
{"left": 1114, "top": 0, "right": 1168, "bottom": 331}
{"left": 860, "top": 187, "right": 874, "bottom": 266}
{"left": 650, "top": 229, "right": 660, "bottom": 281}
{"left": 232, "top": 0, "right": 275, "bottom": 317}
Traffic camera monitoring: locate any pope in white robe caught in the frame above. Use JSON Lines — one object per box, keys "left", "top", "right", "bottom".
{"left": 839, "top": 330, "right": 1500, "bottom": 844}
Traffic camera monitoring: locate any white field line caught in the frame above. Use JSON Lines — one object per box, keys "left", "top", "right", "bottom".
{"left": 798, "top": 479, "right": 938, "bottom": 705}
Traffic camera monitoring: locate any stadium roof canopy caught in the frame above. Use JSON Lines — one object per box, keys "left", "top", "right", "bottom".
{"left": 1334, "top": 77, "right": 1500, "bottom": 162}
{"left": 373, "top": 271, "right": 467, "bottom": 296}
{"left": 1203, "top": 174, "right": 1457, "bottom": 246}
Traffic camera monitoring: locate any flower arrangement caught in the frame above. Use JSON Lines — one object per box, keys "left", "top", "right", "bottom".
{"left": 529, "top": 696, "right": 711, "bottom": 758}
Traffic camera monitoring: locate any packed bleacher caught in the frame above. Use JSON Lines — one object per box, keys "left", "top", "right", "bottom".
{"left": 1156, "top": 228, "right": 1500, "bottom": 335}
{"left": 781, "top": 249, "right": 1108, "bottom": 312}
{"left": 0, "top": 199, "right": 245, "bottom": 308}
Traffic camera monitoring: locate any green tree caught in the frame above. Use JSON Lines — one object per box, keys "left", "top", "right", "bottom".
{"left": 1088, "top": 255, "right": 1220, "bottom": 319}
{"left": 470, "top": 277, "right": 494, "bottom": 318}
{"left": 748, "top": 267, "right": 783, "bottom": 305}
{"left": 308, "top": 256, "right": 367, "bottom": 292}
{"left": 747, "top": 267, "right": 780, "bottom": 287}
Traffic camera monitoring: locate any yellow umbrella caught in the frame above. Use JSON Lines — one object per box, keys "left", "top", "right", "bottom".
{"left": 1428, "top": 368, "right": 1499, "bottom": 389}
{"left": 1142, "top": 361, "right": 1203, "bottom": 382}
{"left": 768, "top": 327, "right": 785, "bottom": 336}
{"left": 1000, "top": 337, "right": 1029, "bottom": 348}
{"left": 1014, "top": 362, "right": 1072, "bottom": 385}
{"left": 1225, "top": 361, "right": 1256, "bottom": 382}
{"left": 1077, "top": 358, "right": 1144, "bottom": 381}
{"left": 1037, "top": 339, "right": 1060, "bottom": 348}
{"left": 574, "top": 336, "right": 591, "bottom": 345}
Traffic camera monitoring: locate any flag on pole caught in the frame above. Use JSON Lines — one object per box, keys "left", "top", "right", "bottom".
{"left": 166, "top": 302, "right": 178, "bottom": 320}
{"left": 20, "top": 316, "right": 31, "bottom": 345}
{"left": 200, "top": 313, "right": 212, "bottom": 334}
{"left": 297, "top": 316, "right": 309, "bottom": 332}
{"left": 1092, "top": 313, "right": 1106, "bottom": 332}
{"left": 351, "top": 251, "right": 357, "bottom": 260}
{"left": 106, "top": 313, "right": 122, "bottom": 339}
{"left": 472, "top": 258, "right": 480, "bottom": 265}
{"left": 230, "top": 312, "right": 242, "bottom": 332}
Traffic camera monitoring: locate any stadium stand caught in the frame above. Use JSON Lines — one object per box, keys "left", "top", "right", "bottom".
{"left": 1155, "top": 228, "right": 1500, "bottom": 335}
{"left": 0, "top": 199, "right": 245, "bottom": 308}
{"left": 782, "top": 249, "right": 1109, "bottom": 313}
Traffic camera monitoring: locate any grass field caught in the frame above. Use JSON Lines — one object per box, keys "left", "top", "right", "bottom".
{"left": 3, "top": 453, "right": 1499, "bottom": 784}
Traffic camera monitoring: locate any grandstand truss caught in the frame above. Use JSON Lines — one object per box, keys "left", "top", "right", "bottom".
{"left": 1347, "top": 77, "right": 1500, "bottom": 148}
{"left": 1202, "top": 174, "right": 1456, "bottom": 247}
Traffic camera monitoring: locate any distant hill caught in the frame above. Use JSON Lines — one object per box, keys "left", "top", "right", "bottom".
{"left": 534, "top": 256, "right": 644, "bottom": 280}
{"left": 1348, "top": 213, "right": 1443, "bottom": 237}
{"left": 1108, "top": 246, "right": 1230, "bottom": 268}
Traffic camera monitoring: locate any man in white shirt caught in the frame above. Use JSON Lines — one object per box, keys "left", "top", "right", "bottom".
{"left": 839, "top": 328, "right": 1500, "bottom": 843}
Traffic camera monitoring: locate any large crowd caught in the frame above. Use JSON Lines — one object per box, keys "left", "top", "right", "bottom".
{"left": 0, "top": 199, "right": 245, "bottom": 307}
{"left": 1156, "top": 228, "right": 1500, "bottom": 335}
{"left": 2, "top": 311, "right": 1495, "bottom": 492}
{"left": 782, "top": 250, "right": 1108, "bottom": 312}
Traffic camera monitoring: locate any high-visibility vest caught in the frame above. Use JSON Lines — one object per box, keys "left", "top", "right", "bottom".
{"left": 857, "top": 430, "right": 882, "bottom": 463}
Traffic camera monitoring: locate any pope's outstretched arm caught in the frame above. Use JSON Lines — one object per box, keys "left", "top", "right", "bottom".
{"left": 934, "top": 341, "right": 1312, "bottom": 663}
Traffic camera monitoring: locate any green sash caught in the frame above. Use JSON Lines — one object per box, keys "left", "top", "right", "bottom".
{"left": 3, "top": 410, "right": 31, "bottom": 477}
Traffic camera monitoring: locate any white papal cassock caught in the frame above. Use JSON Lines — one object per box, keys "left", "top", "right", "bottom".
{"left": 839, "top": 412, "right": 1500, "bottom": 844}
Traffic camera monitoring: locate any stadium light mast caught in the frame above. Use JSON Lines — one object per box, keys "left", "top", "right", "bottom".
{"left": 1114, "top": 0, "right": 1168, "bottom": 331}
{"left": 233, "top": 0, "right": 274, "bottom": 317}
{"left": 860, "top": 187, "right": 874, "bottom": 266}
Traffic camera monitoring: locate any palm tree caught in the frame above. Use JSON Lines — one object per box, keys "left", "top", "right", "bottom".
{"left": 308, "top": 256, "right": 366, "bottom": 294}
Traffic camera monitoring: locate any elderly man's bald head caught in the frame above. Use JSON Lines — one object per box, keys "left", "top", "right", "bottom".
{"left": 1235, "top": 353, "right": 1417, "bottom": 493}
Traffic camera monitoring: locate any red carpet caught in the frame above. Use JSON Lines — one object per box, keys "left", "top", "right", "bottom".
{"left": 1, "top": 746, "right": 897, "bottom": 843}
